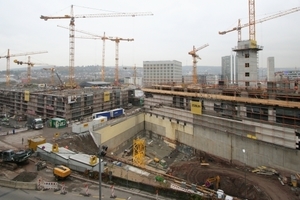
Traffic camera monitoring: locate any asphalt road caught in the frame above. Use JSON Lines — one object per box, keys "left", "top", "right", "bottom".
{"left": 0, "top": 185, "right": 152, "bottom": 200}
{"left": 0, "top": 126, "right": 167, "bottom": 200}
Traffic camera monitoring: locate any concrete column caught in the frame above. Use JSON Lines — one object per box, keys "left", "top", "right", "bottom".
{"left": 239, "top": 106, "right": 247, "bottom": 118}
{"left": 268, "top": 108, "right": 276, "bottom": 122}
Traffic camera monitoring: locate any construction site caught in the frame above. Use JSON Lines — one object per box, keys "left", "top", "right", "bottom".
{"left": 1, "top": 1, "right": 300, "bottom": 200}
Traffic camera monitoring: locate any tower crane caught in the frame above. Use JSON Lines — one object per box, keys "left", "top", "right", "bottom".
{"left": 14, "top": 56, "right": 48, "bottom": 84}
{"left": 57, "top": 25, "right": 134, "bottom": 85}
{"left": 43, "top": 67, "right": 64, "bottom": 87}
{"left": 57, "top": 25, "right": 111, "bottom": 82}
{"left": 41, "top": 5, "right": 153, "bottom": 88}
{"left": 219, "top": 6, "right": 300, "bottom": 42}
{"left": 42, "top": 67, "right": 56, "bottom": 86}
{"left": 108, "top": 37, "right": 134, "bottom": 86}
{"left": 188, "top": 44, "right": 209, "bottom": 84}
{"left": 0, "top": 49, "right": 48, "bottom": 86}
{"left": 123, "top": 65, "right": 137, "bottom": 86}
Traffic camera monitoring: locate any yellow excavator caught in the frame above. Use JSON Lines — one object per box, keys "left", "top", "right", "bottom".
{"left": 203, "top": 175, "right": 220, "bottom": 190}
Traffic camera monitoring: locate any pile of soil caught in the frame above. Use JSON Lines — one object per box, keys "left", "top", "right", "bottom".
{"left": 12, "top": 172, "right": 38, "bottom": 182}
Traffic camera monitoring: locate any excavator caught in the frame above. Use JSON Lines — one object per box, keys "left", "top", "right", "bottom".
{"left": 203, "top": 175, "right": 220, "bottom": 190}
{"left": 0, "top": 149, "right": 33, "bottom": 170}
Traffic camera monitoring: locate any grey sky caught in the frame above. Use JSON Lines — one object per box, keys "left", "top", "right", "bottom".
{"left": 0, "top": 0, "right": 300, "bottom": 72}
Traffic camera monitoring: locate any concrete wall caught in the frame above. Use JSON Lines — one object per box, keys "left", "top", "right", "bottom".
{"left": 0, "top": 179, "right": 36, "bottom": 190}
{"left": 91, "top": 108, "right": 300, "bottom": 173}
{"left": 93, "top": 113, "right": 145, "bottom": 153}
{"left": 145, "top": 111, "right": 300, "bottom": 173}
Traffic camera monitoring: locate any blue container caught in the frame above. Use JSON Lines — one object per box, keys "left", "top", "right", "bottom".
{"left": 110, "top": 108, "right": 124, "bottom": 118}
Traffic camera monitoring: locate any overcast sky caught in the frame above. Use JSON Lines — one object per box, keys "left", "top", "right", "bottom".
{"left": 0, "top": 0, "right": 300, "bottom": 72}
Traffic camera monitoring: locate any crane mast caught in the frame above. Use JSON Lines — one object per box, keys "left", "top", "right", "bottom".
{"left": 124, "top": 65, "right": 137, "bottom": 86}
{"left": 108, "top": 37, "right": 134, "bottom": 86}
{"left": 0, "top": 49, "right": 48, "bottom": 86}
{"left": 249, "top": 0, "right": 256, "bottom": 42}
{"left": 219, "top": 6, "right": 300, "bottom": 41}
{"left": 42, "top": 5, "right": 153, "bottom": 88}
{"left": 14, "top": 56, "right": 48, "bottom": 84}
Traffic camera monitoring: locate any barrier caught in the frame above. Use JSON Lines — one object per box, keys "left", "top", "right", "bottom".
{"left": 43, "top": 181, "right": 58, "bottom": 190}
{"left": 110, "top": 184, "right": 116, "bottom": 198}
{"left": 60, "top": 182, "right": 67, "bottom": 195}
{"left": 80, "top": 184, "right": 90, "bottom": 197}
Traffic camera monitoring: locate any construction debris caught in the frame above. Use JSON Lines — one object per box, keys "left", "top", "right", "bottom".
{"left": 252, "top": 166, "right": 278, "bottom": 176}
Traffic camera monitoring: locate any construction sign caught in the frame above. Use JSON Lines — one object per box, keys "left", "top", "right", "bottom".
{"left": 24, "top": 90, "right": 30, "bottom": 101}
{"left": 104, "top": 92, "right": 110, "bottom": 102}
{"left": 190, "top": 101, "right": 202, "bottom": 115}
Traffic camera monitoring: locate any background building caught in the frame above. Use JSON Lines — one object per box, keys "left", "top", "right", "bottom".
{"left": 143, "top": 60, "right": 182, "bottom": 86}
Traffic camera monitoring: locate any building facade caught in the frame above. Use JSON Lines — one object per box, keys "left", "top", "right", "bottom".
{"left": 233, "top": 40, "right": 263, "bottom": 88}
{"left": 0, "top": 87, "right": 129, "bottom": 122}
{"left": 143, "top": 60, "right": 182, "bottom": 86}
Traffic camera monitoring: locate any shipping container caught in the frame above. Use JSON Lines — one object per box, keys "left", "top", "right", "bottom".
{"left": 51, "top": 118, "right": 67, "bottom": 129}
{"left": 110, "top": 108, "right": 124, "bottom": 118}
{"left": 92, "top": 116, "right": 107, "bottom": 125}
{"left": 92, "top": 111, "right": 111, "bottom": 120}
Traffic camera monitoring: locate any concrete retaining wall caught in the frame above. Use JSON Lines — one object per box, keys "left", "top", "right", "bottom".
{"left": 145, "top": 112, "right": 300, "bottom": 173}
{"left": 0, "top": 178, "right": 36, "bottom": 190}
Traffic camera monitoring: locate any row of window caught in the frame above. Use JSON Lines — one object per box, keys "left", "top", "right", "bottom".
{"left": 143, "top": 64, "right": 177, "bottom": 67}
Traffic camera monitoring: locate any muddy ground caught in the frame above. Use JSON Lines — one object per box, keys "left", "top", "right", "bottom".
{"left": 53, "top": 132, "right": 300, "bottom": 200}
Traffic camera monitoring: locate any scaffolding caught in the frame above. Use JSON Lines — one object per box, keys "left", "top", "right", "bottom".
{"left": 133, "top": 138, "right": 146, "bottom": 168}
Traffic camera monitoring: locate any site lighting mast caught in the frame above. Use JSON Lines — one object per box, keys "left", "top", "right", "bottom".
{"left": 41, "top": 5, "right": 153, "bottom": 88}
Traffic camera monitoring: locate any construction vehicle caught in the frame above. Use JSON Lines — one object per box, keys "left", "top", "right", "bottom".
{"left": 27, "top": 136, "right": 46, "bottom": 151}
{"left": 204, "top": 175, "right": 220, "bottom": 190}
{"left": 53, "top": 165, "right": 71, "bottom": 181}
{"left": 27, "top": 116, "right": 44, "bottom": 130}
{"left": 0, "top": 149, "right": 33, "bottom": 170}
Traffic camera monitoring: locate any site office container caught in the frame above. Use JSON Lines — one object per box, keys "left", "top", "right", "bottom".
{"left": 110, "top": 108, "right": 124, "bottom": 118}
{"left": 51, "top": 118, "right": 67, "bottom": 129}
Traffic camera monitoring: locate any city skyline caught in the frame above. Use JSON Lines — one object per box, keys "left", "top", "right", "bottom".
{"left": 0, "top": 0, "right": 299, "bottom": 71}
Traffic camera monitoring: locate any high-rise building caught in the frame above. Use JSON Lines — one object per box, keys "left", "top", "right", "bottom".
{"left": 143, "top": 60, "right": 182, "bottom": 86}
{"left": 233, "top": 40, "right": 263, "bottom": 88}
{"left": 221, "top": 55, "right": 237, "bottom": 85}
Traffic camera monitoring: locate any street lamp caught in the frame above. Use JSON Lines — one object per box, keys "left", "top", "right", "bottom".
{"left": 242, "top": 149, "right": 247, "bottom": 199}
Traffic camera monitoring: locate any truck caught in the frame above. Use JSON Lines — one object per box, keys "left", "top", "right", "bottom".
{"left": 110, "top": 108, "right": 124, "bottom": 118}
{"left": 27, "top": 116, "right": 44, "bottom": 130}
{"left": 0, "top": 149, "right": 33, "bottom": 170}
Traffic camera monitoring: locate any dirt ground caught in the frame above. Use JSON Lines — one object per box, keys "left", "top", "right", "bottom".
{"left": 53, "top": 132, "right": 300, "bottom": 200}
{"left": 1, "top": 125, "right": 300, "bottom": 200}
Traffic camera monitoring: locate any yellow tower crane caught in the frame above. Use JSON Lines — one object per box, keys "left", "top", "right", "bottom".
{"left": 219, "top": 6, "right": 300, "bottom": 42}
{"left": 57, "top": 25, "right": 134, "bottom": 84}
{"left": 43, "top": 67, "right": 56, "bottom": 86}
{"left": 108, "top": 37, "right": 134, "bottom": 86}
{"left": 0, "top": 49, "right": 47, "bottom": 86}
{"left": 123, "top": 65, "right": 138, "bottom": 86}
{"left": 41, "top": 5, "right": 153, "bottom": 88}
{"left": 57, "top": 25, "right": 112, "bottom": 82}
{"left": 14, "top": 56, "right": 48, "bottom": 84}
{"left": 188, "top": 44, "right": 209, "bottom": 84}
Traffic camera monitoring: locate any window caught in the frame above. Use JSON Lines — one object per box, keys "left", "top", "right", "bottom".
{"left": 245, "top": 82, "right": 250, "bottom": 86}
{"left": 245, "top": 63, "right": 249, "bottom": 67}
{"left": 245, "top": 53, "right": 249, "bottom": 58}
{"left": 245, "top": 72, "right": 250, "bottom": 77}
